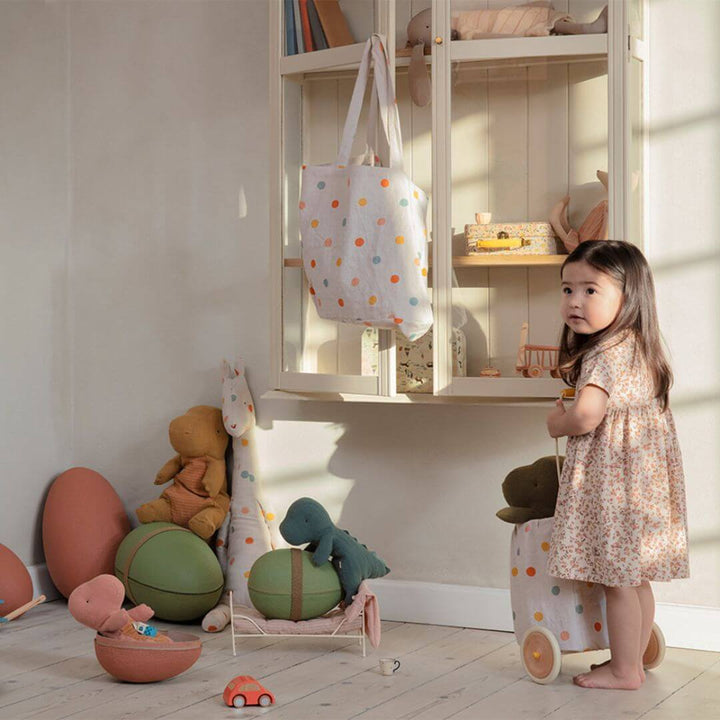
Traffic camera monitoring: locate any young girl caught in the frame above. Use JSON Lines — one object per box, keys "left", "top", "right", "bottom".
{"left": 546, "top": 240, "right": 689, "bottom": 690}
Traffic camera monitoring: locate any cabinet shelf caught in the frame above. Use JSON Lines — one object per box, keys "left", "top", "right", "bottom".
{"left": 280, "top": 34, "right": 607, "bottom": 76}
{"left": 283, "top": 255, "right": 567, "bottom": 268}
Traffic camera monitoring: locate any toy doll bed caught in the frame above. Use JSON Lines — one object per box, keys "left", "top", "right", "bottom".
{"left": 229, "top": 581, "right": 381, "bottom": 657}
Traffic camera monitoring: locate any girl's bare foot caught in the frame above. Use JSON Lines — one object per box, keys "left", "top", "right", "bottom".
{"left": 590, "top": 658, "right": 646, "bottom": 681}
{"left": 573, "top": 664, "right": 643, "bottom": 690}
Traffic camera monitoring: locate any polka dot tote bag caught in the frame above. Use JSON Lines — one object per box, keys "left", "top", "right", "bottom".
{"left": 299, "top": 34, "right": 433, "bottom": 341}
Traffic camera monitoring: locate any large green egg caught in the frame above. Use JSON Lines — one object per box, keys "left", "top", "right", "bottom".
{"left": 248, "top": 548, "right": 342, "bottom": 620}
{"left": 115, "top": 522, "right": 224, "bottom": 622}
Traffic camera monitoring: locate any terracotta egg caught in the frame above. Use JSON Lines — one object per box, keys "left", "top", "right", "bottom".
{"left": 43, "top": 468, "right": 131, "bottom": 598}
{"left": 0, "top": 544, "right": 33, "bottom": 615}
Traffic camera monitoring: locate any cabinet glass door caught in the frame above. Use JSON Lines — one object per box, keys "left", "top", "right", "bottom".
{"left": 439, "top": 0, "right": 609, "bottom": 398}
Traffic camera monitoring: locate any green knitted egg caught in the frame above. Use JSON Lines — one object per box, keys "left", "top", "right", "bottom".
{"left": 248, "top": 548, "right": 342, "bottom": 620}
{"left": 115, "top": 522, "right": 224, "bottom": 622}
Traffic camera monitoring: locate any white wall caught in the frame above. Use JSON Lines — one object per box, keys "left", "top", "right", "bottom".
{"left": 2, "top": 0, "right": 718, "bottom": 614}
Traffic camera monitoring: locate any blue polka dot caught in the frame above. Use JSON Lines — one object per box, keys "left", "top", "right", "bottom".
{"left": 512, "top": 610, "right": 516, "bottom": 620}
{"left": 575, "top": 604, "right": 584, "bottom": 614}
{"left": 230, "top": 394, "right": 237, "bottom": 402}
{"left": 399, "top": 199, "right": 408, "bottom": 207}
{"left": 317, "top": 181, "right": 326, "bottom": 189}
{"left": 551, "top": 586, "right": 560, "bottom": 596}
{"left": 342, "top": 218, "right": 347, "bottom": 226}
{"left": 248, "top": 474, "right": 255, "bottom": 482}
{"left": 409, "top": 297, "right": 419, "bottom": 306}
{"left": 323, "top": 279, "right": 329, "bottom": 287}
{"left": 241, "top": 471, "right": 249, "bottom": 478}
{"left": 372, "top": 256, "right": 381, "bottom": 264}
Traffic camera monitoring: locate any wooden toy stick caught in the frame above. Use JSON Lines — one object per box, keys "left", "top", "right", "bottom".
{"left": 0, "top": 595, "right": 46, "bottom": 624}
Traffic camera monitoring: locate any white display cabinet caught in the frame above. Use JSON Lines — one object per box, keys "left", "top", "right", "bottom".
{"left": 268, "top": 0, "right": 646, "bottom": 402}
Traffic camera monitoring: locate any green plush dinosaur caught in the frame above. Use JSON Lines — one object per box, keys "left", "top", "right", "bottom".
{"left": 279, "top": 497, "right": 390, "bottom": 604}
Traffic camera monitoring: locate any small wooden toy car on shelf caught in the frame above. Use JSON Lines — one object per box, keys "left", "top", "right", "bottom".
{"left": 223, "top": 675, "right": 275, "bottom": 708}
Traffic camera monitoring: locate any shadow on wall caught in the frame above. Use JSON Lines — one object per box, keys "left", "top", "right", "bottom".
{"left": 260, "top": 399, "right": 556, "bottom": 585}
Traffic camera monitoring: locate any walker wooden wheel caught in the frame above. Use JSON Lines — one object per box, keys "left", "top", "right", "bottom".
{"left": 521, "top": 627, "right": 561, "bottom": 684}
{"left": 642, "top": 622, "right": 666, "bottom": 670}
{"left": 528, "top": 364, "right": 544, "bottom": 378}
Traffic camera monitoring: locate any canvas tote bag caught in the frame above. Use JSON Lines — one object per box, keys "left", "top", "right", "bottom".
{"left": 299, "top": 34, "right": 433, "bottom": 341}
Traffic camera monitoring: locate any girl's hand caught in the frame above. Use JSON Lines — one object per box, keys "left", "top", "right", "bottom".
{"left": 546, "top": 398, "right": 567, "bottom": 438}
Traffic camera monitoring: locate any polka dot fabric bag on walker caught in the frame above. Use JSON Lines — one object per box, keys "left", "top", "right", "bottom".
{"left": 299, "top": 34, "right": 433, "bottom": 341}
{"left": 511, "top": 390, "right": 667, "bottom": 684}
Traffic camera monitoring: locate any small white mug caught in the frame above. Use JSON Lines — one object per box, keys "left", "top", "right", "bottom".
{"left": 476, "top": 212, "right": 492, "bottom": 225}
{"left": 379, "top": 658, "right": 401, "bottom": 676}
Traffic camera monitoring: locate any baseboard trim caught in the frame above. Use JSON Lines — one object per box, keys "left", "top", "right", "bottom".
{"left": 369, "top": 579, "right": 720, "bottom": 652}
{"left": 28, "top": 564, "right": 61, "bottom": 602}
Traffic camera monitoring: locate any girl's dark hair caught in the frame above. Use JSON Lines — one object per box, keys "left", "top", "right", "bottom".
{"left": 559, "top": 240, "right": 673, "bottom": 411}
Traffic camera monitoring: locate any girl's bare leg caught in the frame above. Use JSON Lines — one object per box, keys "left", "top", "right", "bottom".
{"left": 636, "top": 580, "right": 655, "bottom": 674}
{"left": 574, "top": 585, "right": 643, "bottom": 689}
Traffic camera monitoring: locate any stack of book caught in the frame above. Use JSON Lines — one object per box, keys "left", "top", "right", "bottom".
{"left": 285, "top": 0, "right": 355, "bottom": 55}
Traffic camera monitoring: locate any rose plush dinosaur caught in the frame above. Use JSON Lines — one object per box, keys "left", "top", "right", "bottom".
{"left": 279, "top": 497, "right": 390, "bottom": 605}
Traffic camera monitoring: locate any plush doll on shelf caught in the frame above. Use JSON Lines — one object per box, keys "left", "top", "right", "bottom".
{"left": 279, "top": 497, "right": 390, "bottom": 605}
{"left": 549, "top": 170, "right": 609, "bottom": 253}
{"left": 136, "top": 406, "right": 230, "bottom": 540}
{"left": 68, "top": 574, "right": 169, "bottom": 643}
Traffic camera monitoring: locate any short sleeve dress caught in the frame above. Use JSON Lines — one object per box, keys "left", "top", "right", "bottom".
{"left": 547, "top": 332, "right": 689, "bottom": 587}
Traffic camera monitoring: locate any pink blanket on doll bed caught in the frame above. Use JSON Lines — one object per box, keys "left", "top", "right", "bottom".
{"left": 232, "top": 581, "right": 381, "bottom": 648}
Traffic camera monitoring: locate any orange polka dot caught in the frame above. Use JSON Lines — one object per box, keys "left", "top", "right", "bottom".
{"left": 331, "top": 200, "right": 339, "bottom": 208}
{"left": 337, "top": 164, "right": 346, "bottom": 169}
{"left": 421, "top": 267, "right": 428, "bottom": 277}
{"left": 241, "top": 506, "right": 250, "bottom": 514}
{"left": 413, "top": 190, "right": 419, "bottom": 199}
{"left": 358, "top": 198, "right": 367, "bottom": 206}
{"left": 241, "top": 438, "right": 249, "bottom": 446}
{"left": 541, "top": 542, "right": 550, "bottom": 552}
{"left": 216, "top": 538, "right": 225, "bottom": 548}
{"left": 390, "top": 274, "right": 400, "bottom": 283}
{"left": 560, "top": 631, "right": 570, "bottom": 641}
{"left": 309, "top": 286, "right": 316, "bottom": 295}
{"left": 380, "top": 178, "right": 390, "bottom": 187}
{"left": 355, "top": 237, "right": 365, "bottom": 247}
{"left": 351, "top": 277, "right": 360, "bottom": 286}
{"left": 363, "top": 321, "right": 373, "bottom": 326}
{"left": 511, "top": 567, "right": 518, "bottom": 577}
{"left": 266, "top": 513, "right": 275, "bottom": 521}
{"left": 244, "top": 571, "right": 250, "bottom": 578}
{"left": 299, "top": 201, "right": 306, "bottom": 209}
{"left": 368, "top": 296, "right": 377, "bottom": 305}
{"left": 414, "top": 258, "right": 420, "bottom": 266}
{"left": 311, "top": 219, "right": 319, "bottom": 228}
{"left": 377, "top": 218, "right": 386, "bottom": 225}
{"left": 395, "top": 236, "right": 404, "bottom": 244}
{"left": 302, "top": 164, "right": 307, "bottom": 169}
{"left": 248, "top": 404, "right": 253, "bottom": 413}
{"left": 393, "top": 317, "right": 403, "bottom": 324}
{"left": 338, "top": 298, "right": 344, "bottom": 307}
{"left": 526, "top": 567, "right": 536, "bottom": 577}
{"left": 534, "top": 611, "right": 543, "bottom": 621}
{"left": 324, "top": 238, "right": 332, "bottom": 247}
{"left": 336, "top": 258, "right": 342, "bottom": 266}
{"left": 594, "top": 622, "right": 602, "bottom": 632}
{"left": 310, "top": 259, "right": 316, "bottom": 268}
{"left": 245, "top": 537, "right": 254, "bottom": 544}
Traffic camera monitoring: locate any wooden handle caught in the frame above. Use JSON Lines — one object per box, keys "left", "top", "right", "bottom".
{"left": 1, "top": 595, "right": 46, "bottom": 623}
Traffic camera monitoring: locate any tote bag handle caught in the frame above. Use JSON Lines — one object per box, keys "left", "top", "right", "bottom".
{"left": 337, "top": 34, "right": 404, "bottom": 170}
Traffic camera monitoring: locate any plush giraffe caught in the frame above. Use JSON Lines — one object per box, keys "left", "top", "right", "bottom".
{"left": 202, "top": 359, "right": 276, "bottom": 632}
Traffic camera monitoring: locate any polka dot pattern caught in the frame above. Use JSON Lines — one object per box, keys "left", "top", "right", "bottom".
{"left": 298, "top": 162, "right": 432, "bottom": 338}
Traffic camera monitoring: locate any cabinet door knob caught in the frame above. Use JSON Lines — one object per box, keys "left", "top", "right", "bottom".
{"left": 434, "top": 36, "right": 443, "bottom": 45}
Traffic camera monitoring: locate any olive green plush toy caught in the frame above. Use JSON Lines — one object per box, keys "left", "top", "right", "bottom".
{"left": 496, "top": 456, "right": 563, "bottom": 524}
{"left": 279, "top": 498, "right": 390, "bottom": 604}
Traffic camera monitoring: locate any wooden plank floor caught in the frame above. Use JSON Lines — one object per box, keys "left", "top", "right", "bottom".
{"left": 2, "top": 600, "right": 719, "bottom": 720}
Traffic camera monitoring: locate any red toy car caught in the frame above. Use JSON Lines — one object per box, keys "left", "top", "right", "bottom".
{"left": 223, "top": 675, "right": 275, "bottom": 708}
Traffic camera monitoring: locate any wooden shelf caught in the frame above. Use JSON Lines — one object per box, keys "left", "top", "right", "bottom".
{"left": 280, "top": 35, "right": 607, "bottom": 76}
{"left": 283, "top": 255, "right": 567, "bottom": 268}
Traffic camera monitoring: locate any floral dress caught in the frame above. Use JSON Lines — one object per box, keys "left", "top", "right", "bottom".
{"left": 547, "top": 332, "right": 689, "bottom": 587}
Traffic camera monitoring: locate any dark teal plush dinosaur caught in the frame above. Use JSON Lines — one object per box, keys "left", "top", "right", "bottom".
{"left": 279, "top": 497, "right": 390, "bottom": 604}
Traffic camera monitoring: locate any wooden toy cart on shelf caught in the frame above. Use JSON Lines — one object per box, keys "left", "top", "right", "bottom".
{"left": 515, "top": 322, "right": 561, "bottom": 378}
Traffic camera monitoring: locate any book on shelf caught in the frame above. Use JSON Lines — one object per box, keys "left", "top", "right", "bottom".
{"left": 314, "top": 0, "right": 355, "bottom": 48}
{"left": 299, "top": 0, "right": 315, "bottom": 52}
{"left": 284, "top": 0, "right": 298, "bottom": 55}
{"left": 292, "top": 0, "right": 305, "bottom": 53}
{"left": 307, "top": 0, "right": 328, "bottom": 51}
